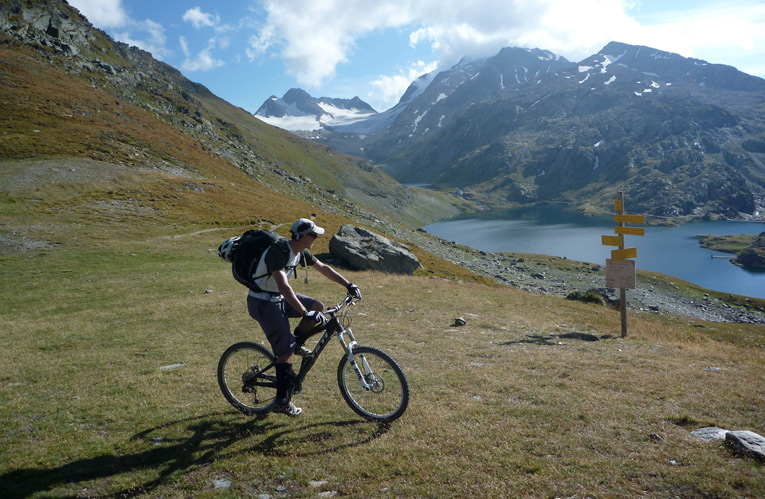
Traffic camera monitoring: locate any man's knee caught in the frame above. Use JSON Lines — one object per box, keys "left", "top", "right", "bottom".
{"left": 310, "top": 300, "right": 324, "bottom": 312}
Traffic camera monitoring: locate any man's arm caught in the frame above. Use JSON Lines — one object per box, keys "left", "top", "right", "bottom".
{"left": 272, "top": 270, "right": 309, "bottom": 315}
{"left": 311, "top": 259, "right": 351, "bottom": 288}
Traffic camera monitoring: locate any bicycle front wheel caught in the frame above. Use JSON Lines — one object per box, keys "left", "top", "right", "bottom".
{"left": 337, "top": 346, "right": 409, "bottom": 423}
{"left": 217, "top": 341, "right": 277, "bottom": 415}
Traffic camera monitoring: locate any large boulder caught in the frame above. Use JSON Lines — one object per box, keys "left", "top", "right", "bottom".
{"left": 329, "top": 225, "right": 420, "bottom": 275}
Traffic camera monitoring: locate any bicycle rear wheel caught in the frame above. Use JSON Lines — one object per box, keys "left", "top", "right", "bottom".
{"left": 337, "top": 346, "right": 409, "bottom": 423}
{"left": 217, "top": 341, "right": 277, "bottom": 415}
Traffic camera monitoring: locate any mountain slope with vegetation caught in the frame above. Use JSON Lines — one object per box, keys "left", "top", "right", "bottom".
{"left": 380, "top": 42, "right": 765, "bottom": 222}
{"left": 307, "top": 42, "right": 765, "bottom": 223}
{"left": 0, "top": 0, "right": 466, "bottom": 230}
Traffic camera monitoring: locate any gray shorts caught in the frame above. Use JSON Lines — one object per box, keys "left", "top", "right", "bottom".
{"left": 247, "top": 293, "right": 319, "bottom": 357}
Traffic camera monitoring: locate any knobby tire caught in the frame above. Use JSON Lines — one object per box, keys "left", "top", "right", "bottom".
{"left": 217, "top": 341, "right": 277, "bottom": 415}
{"left": 337, "top": 346, "right": 409, "bottom": 422}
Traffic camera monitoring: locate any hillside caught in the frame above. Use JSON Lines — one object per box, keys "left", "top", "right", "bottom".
{"left": 0, "top": 0, "right": 467, "bottom": 231}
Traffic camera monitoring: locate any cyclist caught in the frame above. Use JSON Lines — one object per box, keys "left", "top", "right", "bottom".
{"left": 247, "top": 218, "right": 362, "bottom": 416}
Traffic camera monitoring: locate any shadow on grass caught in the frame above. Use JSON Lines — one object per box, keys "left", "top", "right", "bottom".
{"left": 498, "top": 332, "right": 605, "bottom": 346}
{"left": 0, "top": 411, "right": 389, "bottom": 498}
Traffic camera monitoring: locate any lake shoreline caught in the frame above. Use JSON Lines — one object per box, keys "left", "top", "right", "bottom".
{"left": 399, "top": 228, "right": 765, "bottom": 325}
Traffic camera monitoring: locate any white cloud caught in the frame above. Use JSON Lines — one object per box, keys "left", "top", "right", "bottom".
{"left": 254, "top": 0, "right": 419, "bottom": 86}
{"left": 182, "top": 7, "right": 220, "bottom": 29}
{"left": 114, "top": 19, "right": 170, "bottom": 58}
{"left": 246, "top": 25, "right": 275, "bottom": 60}
{"left": 370, "top": 60, "right": 439, "bottom": 109}
{"left": 68, "top": 0, "right": 128, "bottom": 28}
{"left": 624, "top": 2, "right": 765, "bottom": 76}
{"left": 179, "top": 36, "right": 190, "bottom": 57}
{"left": 181, "top": 39, "right": 225, "bottom": 72}
{"left": 251, "top": 0, "right": 765, "bottom": 93}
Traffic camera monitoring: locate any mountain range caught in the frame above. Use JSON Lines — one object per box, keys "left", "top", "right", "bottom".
{"left": 257, "top": 43, "right": 765, "bottom": 223}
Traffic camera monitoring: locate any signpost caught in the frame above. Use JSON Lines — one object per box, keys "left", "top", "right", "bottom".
{"left": 602, "top": 192, "right": 645, "bottom": 337}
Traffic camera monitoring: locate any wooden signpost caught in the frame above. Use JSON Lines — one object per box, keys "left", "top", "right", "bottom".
{"left": 602, "top": 192, "right": 644, "bottom": 337}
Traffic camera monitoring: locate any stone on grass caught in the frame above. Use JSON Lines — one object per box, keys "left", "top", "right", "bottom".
{"left": 329, "top": 225, "right": 420, "bottom": 275}
{"left": 726, "top": 430, "right": 765, "bottom": 461}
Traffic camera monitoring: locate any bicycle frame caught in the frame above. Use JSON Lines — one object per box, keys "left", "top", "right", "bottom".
{"left": 249, "top": 297, "right": 372, "bottom": 393}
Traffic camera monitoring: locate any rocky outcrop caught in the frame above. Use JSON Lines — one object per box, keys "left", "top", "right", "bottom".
{"left": 733, "top": 232, "right": 765, "bottom": 270}
{"left": 329, "top": 225, "right": 420, "bottom": 275}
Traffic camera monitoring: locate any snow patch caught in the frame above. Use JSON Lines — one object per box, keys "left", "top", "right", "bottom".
{"left": 578, "top": 65, "right": 593, "bottom": 73}
{"left": 605, "top": 75, "right": 616, "bottom": 85}
{"left": 412, "top": 110, "right": 428, "bottom": 132}
{"left": 594, "top": 140, "right": 603, "bottom": 148}
{"left": 317, "top": 102, "right": 376, "bottom": 126}
{"left": 436, "top": 93, "right": 447, "bottom": 102}
{"left": 256, "top": 114, "right": 321, "bottom": 131}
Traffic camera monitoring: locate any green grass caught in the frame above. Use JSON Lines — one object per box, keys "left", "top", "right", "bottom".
{"left": 1, "top": 231, "right": 763, "bottom": 498}
{"left": 698, "top": 234, "right": 757, "bottom": 254}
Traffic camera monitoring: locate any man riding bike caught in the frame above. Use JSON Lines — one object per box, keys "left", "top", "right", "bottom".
{"left": 246, "top": 218, "right": 362, "bottom": 416}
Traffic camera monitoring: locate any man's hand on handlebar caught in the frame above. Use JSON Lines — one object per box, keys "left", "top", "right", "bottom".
{"left": 347, "top": 283, "right": 362, "bottom": 300}
{"left": 304, "top": 310, "right": 328, "bottom": 325}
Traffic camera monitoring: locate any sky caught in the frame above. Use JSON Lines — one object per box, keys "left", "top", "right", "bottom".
{"left": 67, "top": 0, "right": 765, "bottom": 114}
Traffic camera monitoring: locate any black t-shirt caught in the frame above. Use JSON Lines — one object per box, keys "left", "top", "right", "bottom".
{"left": 254, "top": 240, "right": 317, "bottom": 293}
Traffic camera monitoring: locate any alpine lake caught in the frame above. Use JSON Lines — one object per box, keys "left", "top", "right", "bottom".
{"left": 424, "top": 206, "right": 765, "bottom": 299}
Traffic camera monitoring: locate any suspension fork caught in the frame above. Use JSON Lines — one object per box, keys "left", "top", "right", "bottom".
{"left": 337, "top": 327, "right": 375, "bottom": 390}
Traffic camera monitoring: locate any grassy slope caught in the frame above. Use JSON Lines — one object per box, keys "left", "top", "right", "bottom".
{"left": 0, "top": 230, "right": 763, "bottom": 498}
{"left": 1, "top": 23, "right": 764, "bottom": 499}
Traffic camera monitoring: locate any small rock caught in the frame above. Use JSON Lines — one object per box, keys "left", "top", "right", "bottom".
{"left": 160, "top": 363, "right": 185, "bottom": 371}
{"left": 213, "top": 479, "right": 231, "bottom": 489}
{"left": 691, "top": 426, "right": 728, "bottom": 442}
{"left": 204, "top": 289, "right": 214, "bottom": 294}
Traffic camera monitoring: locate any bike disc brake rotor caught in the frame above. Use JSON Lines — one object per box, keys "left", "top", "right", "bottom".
{"left": 365, "top": 373, "right": 384, "bottom": 393}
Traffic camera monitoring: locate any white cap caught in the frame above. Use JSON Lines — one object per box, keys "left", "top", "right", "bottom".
{"left": 290, "top": 218, "right": 325, "bottom": 238}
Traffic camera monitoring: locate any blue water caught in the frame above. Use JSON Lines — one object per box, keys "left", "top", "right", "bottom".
{"left": 425, "top": 208, "right": 765, "bottom": 299}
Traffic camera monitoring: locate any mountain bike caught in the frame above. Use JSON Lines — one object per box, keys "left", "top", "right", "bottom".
{"left": 217, "top": 295, "right": 409, "bottom": 423}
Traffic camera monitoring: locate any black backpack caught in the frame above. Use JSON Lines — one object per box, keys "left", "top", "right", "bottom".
{"left": 218, "top": 230, "right": 286, "bottom": 290}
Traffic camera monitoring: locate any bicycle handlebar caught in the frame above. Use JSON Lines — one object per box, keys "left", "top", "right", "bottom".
{"left": 325, "top": 295, "right": 358, "bottom": 317}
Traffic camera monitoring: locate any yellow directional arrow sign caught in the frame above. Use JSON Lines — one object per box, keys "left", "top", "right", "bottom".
{"left": 602, "top": 235, "right": 624, "bottom": 246}
{"left": 614, "top": 226, "right": 645, "bottom": 236}
{"left": 611, "top": 247, "right": 637, "bottom": 260}
{"left": 614, "top": 214, "right": 645, "bottom": 224}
